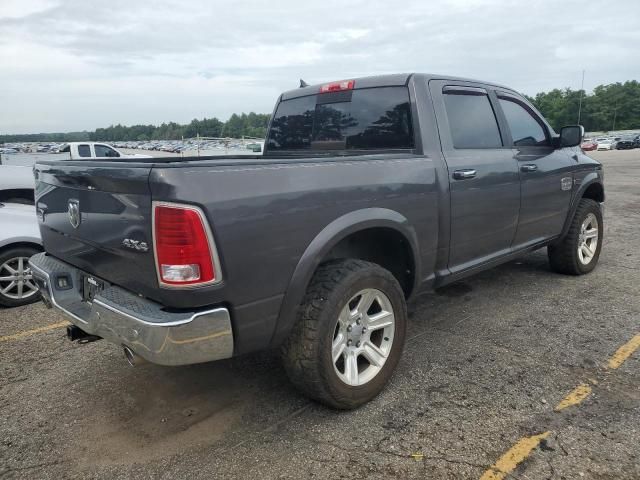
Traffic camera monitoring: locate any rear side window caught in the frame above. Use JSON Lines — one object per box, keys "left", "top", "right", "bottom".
{"left": 77, "top": 144, "right": 91, "bottom": 157}
{"left": 498, "top": 98, "right": 549, "bottom": 147}
{"left": 443, "top": 91, "right": 502, "bottom": 149}
{"left": 94, "top": 144, "right": 120, "bottom": 157}
{"left": 267, "top": 87, "right": 414, "bottom": 152}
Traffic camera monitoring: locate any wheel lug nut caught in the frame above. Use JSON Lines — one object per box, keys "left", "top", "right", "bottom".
{"left": 347, "top": 325, "right": 352, "bottom": 332}
{"left": 356, "top": 341, "right": 361, "bottom": 348}
{"left": 362, "top": 326, "right": 367, "bottom": 332}
{"left": 347, "top": 340, "right": 353, "bottom": 346}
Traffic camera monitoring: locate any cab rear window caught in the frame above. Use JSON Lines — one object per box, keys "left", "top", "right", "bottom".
{"left": 266, "top": 87, "right": 414, "bottom": 152}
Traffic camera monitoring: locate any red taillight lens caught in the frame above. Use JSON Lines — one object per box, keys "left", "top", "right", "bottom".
{"left": 319, "top": 79, "right": 355, "bottom": 93}
{"left": 154, "top": 204, "right": 216, "bottom": 285}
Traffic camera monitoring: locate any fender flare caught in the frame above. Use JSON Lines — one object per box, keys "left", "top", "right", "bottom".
{"left": 558, "top": 174, "right": 604, "bottom": 240}
{"left": 0, "top": 238, "right": 42, "bottom": 251}
{"left": 269, "top": 208, "right": 420, "bottom": 347}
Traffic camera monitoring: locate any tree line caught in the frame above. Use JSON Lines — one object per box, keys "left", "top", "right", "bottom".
{"left": 526, "top": 80, "right": 640, "bottom": 132}
{"left": 1, "top": 112, "right": 271, "bottom": 143}
{"left": 0, "top": 131, "right": 92, "bottom": 143}
{"left": 90, "top": 112, "right": 270, "bottom": 141}
{"left": 2, "top": 80, "right": 639, "bottom": 143}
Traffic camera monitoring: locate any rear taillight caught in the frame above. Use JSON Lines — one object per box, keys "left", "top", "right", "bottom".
{"left": 153, "top": 203, "right": 220, "bottom": 287}
{"left": 319, "top": 79, "right": 355, "bottom": 93}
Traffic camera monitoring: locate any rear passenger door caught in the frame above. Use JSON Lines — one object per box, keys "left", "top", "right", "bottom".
{"left": 94, "top": 144, "right": 121, "bottom": 158}
{"left": 495, "top": 92, "right": 573, "bottom": 248}
{"left": 76, "top": 144, "right": 92, "bottom": 158}
{"left": 430, "top": 81, "right": 520, "bottom": 273}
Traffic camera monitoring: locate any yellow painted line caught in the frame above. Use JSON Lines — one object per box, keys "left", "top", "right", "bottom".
{"left": 555, "top": 383, "right": 592, "bottom": 411}
{"left": 607, "top": 334, "right": 640, "bottom": 369}
{"left": 480, "top": 431, "right": 550, "bottom": 480}
{"left": 0, "top": 321, "right": 69, "bottom": 343}
{"left": 481, "top": 334, "right": 639, "bottom": 479}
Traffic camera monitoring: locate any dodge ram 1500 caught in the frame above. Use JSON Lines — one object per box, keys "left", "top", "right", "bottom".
{"left": 30, "top": 73, "right": 604, "bottom": 409}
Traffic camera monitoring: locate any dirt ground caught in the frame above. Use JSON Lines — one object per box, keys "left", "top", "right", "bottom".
{"left": 1, "top": 149, "right": 638, "bottom": 479}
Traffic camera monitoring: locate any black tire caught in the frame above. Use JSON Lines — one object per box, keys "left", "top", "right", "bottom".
{"left": 282, "top": 259, "right": 407, "bottom": 409}
{"left": 0, "top": 246, "right": 41, "bottom": 307}
{"left": 548, "top": 198, "right": 603, "bottom": 275}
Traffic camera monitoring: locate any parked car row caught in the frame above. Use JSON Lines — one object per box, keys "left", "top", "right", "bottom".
{"left": 118, "top": 138, "right": 264, "bottom": 153}
{"left": 0, "top": 143, "right": 62, "bottom": 154}
{"left": 614, "top": 135, "right": 640, "bottom": 150}
{"left": 582, "top": 134, "right": 640, "bottom": 151}
{"left": 1, "top": 138, "right": 265, "bottom": 157}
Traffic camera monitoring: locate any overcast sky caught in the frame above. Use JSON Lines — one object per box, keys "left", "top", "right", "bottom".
{"left": 1, "top": 0, "right": 638, "bottom": 134}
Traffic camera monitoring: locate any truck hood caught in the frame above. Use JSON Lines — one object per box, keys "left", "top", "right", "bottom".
{"left": 0, "top": 202, "right": 41, "bottom": 246}
{"left": 0, "top": 165, "right": 35, "bottom": 190}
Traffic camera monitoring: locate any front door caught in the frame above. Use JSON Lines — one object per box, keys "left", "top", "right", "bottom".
{"left": 495, "top": 93, "right": 573, "bottom": 248}
{"left": 430, "top": 81, "right": 521, "bottom": 273}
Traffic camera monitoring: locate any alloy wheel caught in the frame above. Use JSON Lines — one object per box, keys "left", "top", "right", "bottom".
{"left": 332, "top": 288, "right": 395, "bottom": 386}
{"left": 0, "top": 257, "right": 39, "bottom": 300}
{"left": 577, "top": 213, "right": 599, "bottom": 265}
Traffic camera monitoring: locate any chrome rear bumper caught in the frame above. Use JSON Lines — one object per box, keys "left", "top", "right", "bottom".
{"left": 29, "top": 253, "right": 233, "bottom": 366}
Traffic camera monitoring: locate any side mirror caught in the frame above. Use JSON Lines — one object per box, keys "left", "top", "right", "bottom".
{"left": 559, "top": 125, "right": 584, "bottom": 148}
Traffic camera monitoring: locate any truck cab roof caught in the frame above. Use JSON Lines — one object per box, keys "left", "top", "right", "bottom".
{"left": 281, "top": 73, "right": 515, "bottom": 100}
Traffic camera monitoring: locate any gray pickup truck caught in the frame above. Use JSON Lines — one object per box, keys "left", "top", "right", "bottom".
{"left": 30, "top": 73, "right": 604, "bottom": 409}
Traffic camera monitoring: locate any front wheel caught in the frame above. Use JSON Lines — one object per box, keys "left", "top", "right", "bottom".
{"left": 282, "top": 259, "right": 407, "bottom": 409}
{"left": 548, "top": 198, "right": 603, "bottom": 275}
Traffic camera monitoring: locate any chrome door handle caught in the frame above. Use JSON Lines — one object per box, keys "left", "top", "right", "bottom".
{"left": 520, "top": 164, "right": 538, "bottom": 172}
{"left": 453, "top": 169, "right": 477, "bottom": 180}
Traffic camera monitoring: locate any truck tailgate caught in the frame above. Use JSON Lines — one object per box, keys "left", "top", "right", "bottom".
{"left": 34, "top": 162, "right": 156, "bottom": 297}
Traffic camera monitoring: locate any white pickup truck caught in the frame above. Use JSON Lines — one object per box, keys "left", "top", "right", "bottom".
{"left": 58, "top": 142, "right": 152, "bottom": 159}
{"left": 0, "top": 143, "right": 151, "bottom": 204}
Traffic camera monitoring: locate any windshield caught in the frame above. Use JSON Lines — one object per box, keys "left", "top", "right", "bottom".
{"left": 266, "top": 86, "right": 414, "bottom": 153}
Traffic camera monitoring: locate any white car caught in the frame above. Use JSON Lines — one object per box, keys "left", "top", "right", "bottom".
{"left": 0, "top": 202, "right": 41, "bottom": 307}
{"left": 0, "top": 165, "right": 35, "bottom": 204}
{"left": 58, "top": 142, "right": 152, "bottom": 160}
{"left": 596, "top": 139, "right": 613, "bottom": 151}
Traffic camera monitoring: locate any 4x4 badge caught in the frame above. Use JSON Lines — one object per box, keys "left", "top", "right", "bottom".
{"left": 122, "top": 238, "right": 149, "bottom": 252}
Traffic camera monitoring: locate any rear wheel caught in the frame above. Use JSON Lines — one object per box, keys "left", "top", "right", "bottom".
{"left": 282, "top": 259, "right": 407, "bottom": 409}
{"left": 0, "top": 246, "right": 41, "bottom": 307}
{"left": 548, "top": 198, "right": 603, "bottom": 275}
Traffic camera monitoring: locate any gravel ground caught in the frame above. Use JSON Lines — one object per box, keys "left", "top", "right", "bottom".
{"left": 1, "top": 150, "right": 638, "bottom": 479}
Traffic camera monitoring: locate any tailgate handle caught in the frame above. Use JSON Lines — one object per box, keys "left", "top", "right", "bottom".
{"left": 453, "top": 169, "right": 477, "bottom": 180}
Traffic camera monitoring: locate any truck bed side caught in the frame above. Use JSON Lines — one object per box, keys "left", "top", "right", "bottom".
{"left": 35, "top": 153, "right": 438, "bottom": 353}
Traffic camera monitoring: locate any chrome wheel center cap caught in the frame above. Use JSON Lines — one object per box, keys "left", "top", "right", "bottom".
{"left": 348, "top": 323, "right": 365, "bottom": 342}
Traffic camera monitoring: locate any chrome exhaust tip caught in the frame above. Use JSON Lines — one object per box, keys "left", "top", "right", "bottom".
{"left": 123, "top": 346, "right": 146, "bottom": 367}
